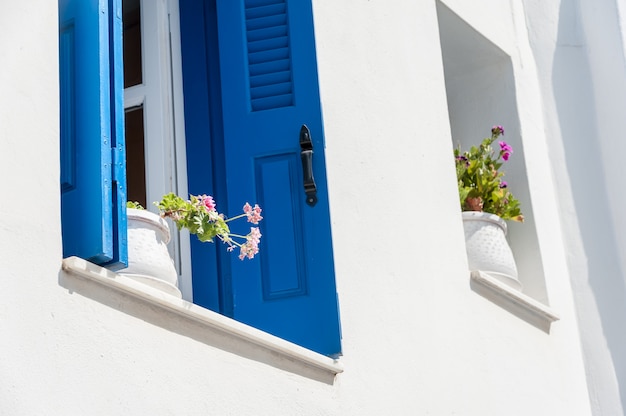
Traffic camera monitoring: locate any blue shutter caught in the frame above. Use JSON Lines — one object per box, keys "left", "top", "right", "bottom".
{"left": 59, "top": 0, "right": 127, "bottom": 268}
{"left": 179, "top": 0, "right": 223, "bottom": 312}
{"left": 180, "top": 0, "right": 341, "bottom": 356}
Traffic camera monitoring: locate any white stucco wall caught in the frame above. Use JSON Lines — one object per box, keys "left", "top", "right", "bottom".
{"left": 0, "top": 0, "right": 604, "bottom": 415}
{"left": 524, "top": 0, "right": 626, "bottom": 414}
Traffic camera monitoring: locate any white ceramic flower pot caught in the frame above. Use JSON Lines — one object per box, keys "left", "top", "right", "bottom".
{"left": 118, "top": 208, "right": 182, "bottom": 298}
{"left": 462, "top": 211, "right": 522, "bottom": 291}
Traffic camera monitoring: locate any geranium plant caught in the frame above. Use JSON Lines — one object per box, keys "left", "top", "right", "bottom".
{"left": 127, "top": 193, "right": 263, "bottom": 260}
{"left": 454, "top": 125, "right": 524, "bottom": 222}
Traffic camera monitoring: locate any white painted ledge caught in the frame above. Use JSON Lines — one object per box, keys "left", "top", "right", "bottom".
{"left": 470, "top": 270, "right": 560, "bottom": 332}
{"left": 61, "top": 256, "right": 343, "bottom": 380}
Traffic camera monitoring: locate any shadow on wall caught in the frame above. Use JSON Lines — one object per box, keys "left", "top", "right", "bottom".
{"left": 552, "top": 0, "right": 626, "bottom": 411}
{"left": 57, "top": 268, "right": 337, "bottom": 385}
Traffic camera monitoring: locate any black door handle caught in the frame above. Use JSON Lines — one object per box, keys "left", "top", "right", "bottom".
{"left": 299, "top": 125, "right": 318, "bottom": 206}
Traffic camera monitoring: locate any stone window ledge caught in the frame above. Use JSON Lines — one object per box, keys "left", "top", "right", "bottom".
{"left": 61, "top": 256, "right": 343, "bottom": 383}
{"left": 470, "top": 271, "right": 560, "bottom": 332}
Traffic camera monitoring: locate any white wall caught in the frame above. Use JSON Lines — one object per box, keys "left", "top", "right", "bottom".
{"left": 523, "top": 0, "right": 626, "bottom": 413}
{"left": 0, "top": 0, "right": 599, "bottom": 414}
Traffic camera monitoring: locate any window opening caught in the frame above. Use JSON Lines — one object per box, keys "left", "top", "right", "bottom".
{"left": 125, "top": 106, "right": 146, "bottom": 208}
{"left": 123, "top": 0, "right": 145, "bottom": 206}
{"left": 123, "top": 0, "right": 142, "bottom": 88}
{"left": 121, "top": 0, "right": 193, "bottom": 299}
{"left": 437, "top": 1, "right": 549, "bottom": 303}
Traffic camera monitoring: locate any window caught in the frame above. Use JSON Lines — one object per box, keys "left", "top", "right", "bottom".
{"left": 59, "top": 0, "right": 342, "bottom": 357}
{"left": 437, "top": 1, "right": 550, "bottom": 303}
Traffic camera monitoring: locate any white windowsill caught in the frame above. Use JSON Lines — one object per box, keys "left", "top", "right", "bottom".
{"left": 470, "top": 270, "right": 560, "bottom": 332}
{"left": 61, "top": 256, "right": 343, "bottom": 381}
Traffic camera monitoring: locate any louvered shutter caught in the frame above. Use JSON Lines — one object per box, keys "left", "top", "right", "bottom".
{"left": 180, "top": 0, "right": 341, "bottom": 356}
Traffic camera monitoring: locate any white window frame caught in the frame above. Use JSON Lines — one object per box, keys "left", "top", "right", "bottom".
{"left": 123, "top": 0, "right": 193, "bottom": 300}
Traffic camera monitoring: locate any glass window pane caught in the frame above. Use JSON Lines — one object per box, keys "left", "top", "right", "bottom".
{"left": 123, "top": 0, "right": 142, "bottom": 88}
{"left": 125, "top": 106, "right": 146, "bottom": 208}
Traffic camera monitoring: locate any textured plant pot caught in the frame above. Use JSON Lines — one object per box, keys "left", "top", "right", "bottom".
{"left": 462, "top": 211, "right": 522, "bottom": 291}
{"left": 118, "top": 208, "right": 182, "bottom": 298}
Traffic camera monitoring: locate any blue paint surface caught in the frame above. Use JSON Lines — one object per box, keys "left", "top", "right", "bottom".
{"left": 59, "top": 0, "right": 127, "bottom": 268}
{"left": 180, "top": 0, "right": 341, "bottom": 356}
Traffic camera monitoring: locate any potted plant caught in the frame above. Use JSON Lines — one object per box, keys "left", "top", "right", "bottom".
{"left": 454, "top": 125, "right": 524, "bottom": 290}
{"left": 119, "top": 193, "right": 263, "bottom": 297}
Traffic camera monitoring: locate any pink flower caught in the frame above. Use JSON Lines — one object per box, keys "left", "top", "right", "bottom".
{"left": 243, "top": 203, "right": 263, "bottom": 224}
{"left": 248, "top": 227, "right": 262, "bottom": 244}
{"left": 238, "top": 240, "right": 258, "bottom": 260}
{"left": 199, "top": 194, "right": 216, "bottom": 212}
{"left": 499, "top": 141, "right": 513, "bottom": 161}
{"left": 238, "top": 227, "right": 262, "bottom": 260}
{"left": 492, "top": 125, "right": 504, "bottom": 136}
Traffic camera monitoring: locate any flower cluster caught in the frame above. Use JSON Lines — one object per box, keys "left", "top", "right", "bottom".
{"left": 149, "top": 192, "right": 263, "bottom": 260}
{"left": 454, "top": 125, "right": 524, "bottom": 222}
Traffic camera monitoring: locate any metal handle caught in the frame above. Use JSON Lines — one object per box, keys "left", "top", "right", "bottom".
{"left": 299, "top": 125, "right": 318, "bottom": 206}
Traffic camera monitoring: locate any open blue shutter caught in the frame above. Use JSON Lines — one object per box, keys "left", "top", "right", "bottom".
{"left": 180, "top": 0, "right": 341, "bottom": 356}
{"left": 59, "top": 0, "right": 127, "bottom": 268}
